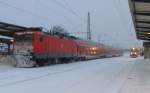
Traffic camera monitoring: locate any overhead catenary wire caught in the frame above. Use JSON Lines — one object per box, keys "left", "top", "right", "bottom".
{"left": 47, "top": 0, "right": 90, "bottom": 34}
{"left": 34, "top": 0, "right": 86, "bottom": 36}
{"left": 113, "top": 0, "right": 127, "bottom": 31}
{"left": 40, "top": 0, "right": 88, "bottom": 36}
{"left": 115, "top": 0, "right": 137, "bottom": 38}
{"left": 62, "top": 0, "right": 86, "bottom": 22}
{"left": 37, "top": 0, "right": 75, "bottom": 26}
{"left": 0, "top": 0, "right": 56, "bottom": 24}
{"left": 113, "top": 0, "right": 131, "bottom": 34}
{"left": 0, "top": 0, "right": 84, "bottom": 35}
{"left": 112, "top": 0, "right": 138, "bottom": 47}
{"left": 0, "top": 0, "right": 95, "bottom": 40}
{"left": 49, "top": 0, "right": 86, "bottom": 22}
{"left": 42, "top": 0, "right": 87, "bottom": 26}
{"left": 112, "top": 0, "right": 132, "bottom": 41}
{"left": 61, "top": 0, "right": 95, "bottom": 37}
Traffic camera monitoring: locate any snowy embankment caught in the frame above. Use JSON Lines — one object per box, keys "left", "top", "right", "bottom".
{"left": 0, "top": 54, "right": 144, "bottom": 93}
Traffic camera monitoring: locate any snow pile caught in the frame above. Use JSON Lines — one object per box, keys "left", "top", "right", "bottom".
{"left": 0, "top": 55, "right": 15, "bottom": 65}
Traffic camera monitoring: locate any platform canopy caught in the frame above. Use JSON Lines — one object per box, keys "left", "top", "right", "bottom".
{"left": 129, "top": 0, "right": 150, "bottom": 41}
{"left": 0, "top": 21, "right": 42, "bottom": 44}
{"left": 0, "top": 22, "right": 42, "bottom": 37}
{"left": 0, "top": 22, "right": 28, "bottom": 37}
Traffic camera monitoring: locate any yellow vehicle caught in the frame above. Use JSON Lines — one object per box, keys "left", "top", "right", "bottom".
{"left": 130, "top": 48, "right": 138, "bottom": 58}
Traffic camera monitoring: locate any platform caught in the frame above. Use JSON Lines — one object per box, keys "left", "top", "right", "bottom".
{"left": 0, "top": 56, "right": 148, "bottom": 93}
{"left": 120, "top": 59, "right": 150, "bottom": 93}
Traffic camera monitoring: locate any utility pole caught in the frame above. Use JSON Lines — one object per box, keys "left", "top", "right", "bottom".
{"left": 87, "top": 12, "right": 91, "bottom": 40}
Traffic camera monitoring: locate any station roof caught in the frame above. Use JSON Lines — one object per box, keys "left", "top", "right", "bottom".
{"left": 0, "top": 22, "right": 28, "bottom": 37}
{"left": 129, "top": 0, "right": 150, "bottom": 41}
{"left": 0, "top": 21, "right": 42, "bottom": 37}
{"left": 0, "top": 21, "right": 42, "bottom": 44}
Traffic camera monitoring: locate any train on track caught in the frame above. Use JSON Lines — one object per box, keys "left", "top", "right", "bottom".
{"left": 129, "top": 48, "right": 138, "bottom": 58}
{"left": 13, "top": 29, "right": 123, "bottom": 67}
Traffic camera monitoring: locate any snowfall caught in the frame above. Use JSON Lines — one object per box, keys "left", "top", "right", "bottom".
{"left": 0, "top": 53, "right": 149, "bottom": 93}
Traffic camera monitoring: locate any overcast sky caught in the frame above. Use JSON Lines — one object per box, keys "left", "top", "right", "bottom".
{"left": 0, "top": 0, "right": 141, "bottom": 48}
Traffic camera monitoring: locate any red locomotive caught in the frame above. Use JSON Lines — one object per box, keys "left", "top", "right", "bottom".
{"left": 13, "top": 29, "right": 123, "bottom": 67}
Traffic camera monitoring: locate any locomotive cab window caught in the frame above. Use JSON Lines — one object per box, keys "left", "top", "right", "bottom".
{"left": 14, "top": 32, "right": 34, "bottom": 42}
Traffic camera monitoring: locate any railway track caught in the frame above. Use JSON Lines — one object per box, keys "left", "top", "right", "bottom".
{"left": 0, "top": 59, "right": 109, "bottom": 87}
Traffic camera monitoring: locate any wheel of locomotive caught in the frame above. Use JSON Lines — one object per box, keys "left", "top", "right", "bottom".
{"left": 79, "top": 57, "right": 86, "bottom": 61}
{"left": 61, "top": 58, "right": 68, "bottom": 63}
{"left": 54, "top": 58, "right": 61, "bottom": 64}
{"left": 74, "top": 57, "right": 80, "bottom": 62}
{"left": 36, "top": 59, "right": 45, "bottom": 66}
{"left": 70, "top": 58, "right": 76, "bottom": 63}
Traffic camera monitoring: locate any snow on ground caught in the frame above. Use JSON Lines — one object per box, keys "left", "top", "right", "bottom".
{"left": 0, "top": 54, "right": 146, "bottom": 93}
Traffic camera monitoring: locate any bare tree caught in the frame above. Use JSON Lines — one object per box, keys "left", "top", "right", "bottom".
{"left": 51, "top": 26, "right": 69, "bottom": 36}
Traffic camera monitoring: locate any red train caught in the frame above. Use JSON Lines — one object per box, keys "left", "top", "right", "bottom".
{"left": 13, "top": 30, "right": 123, "bottom": 67}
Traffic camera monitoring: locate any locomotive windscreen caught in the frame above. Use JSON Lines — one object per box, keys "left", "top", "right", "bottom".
{"left": 14, "top": 32, "right": 34, "bottom": 41}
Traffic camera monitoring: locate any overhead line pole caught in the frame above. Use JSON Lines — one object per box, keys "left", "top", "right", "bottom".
{"left": 87, "top": 12, "right": 91, "bottom": 40}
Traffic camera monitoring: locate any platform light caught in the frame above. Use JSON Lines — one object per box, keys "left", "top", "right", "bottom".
{"left": 147, "top": 33, "right": 150, "bottom": 35}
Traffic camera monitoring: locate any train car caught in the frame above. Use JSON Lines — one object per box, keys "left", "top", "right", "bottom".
{"left": 74, "top": 40, "right": 109, "bottom": 59}
{"left": 13, "top": 30, "right": 123, "bottom": 67}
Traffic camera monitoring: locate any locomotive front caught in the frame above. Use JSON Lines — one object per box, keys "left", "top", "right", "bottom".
{"left": 13, "top": 32, "right": 36, "bottom": 67}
